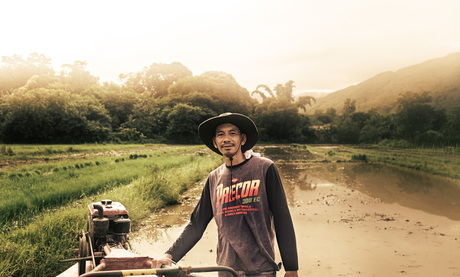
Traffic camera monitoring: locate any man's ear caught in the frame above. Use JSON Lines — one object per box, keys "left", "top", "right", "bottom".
{"left": 241, "top": 134, "right": 247, "bottom": 145}
{"left": 212, "top": 137, "right": 218, "bottom": 148}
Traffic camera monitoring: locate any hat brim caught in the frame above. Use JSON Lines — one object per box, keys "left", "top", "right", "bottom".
{"left": 198, "top": 113, "right": 259, "bottom": 155}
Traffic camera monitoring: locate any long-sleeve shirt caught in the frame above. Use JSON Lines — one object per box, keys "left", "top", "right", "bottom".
{"left": 166, "top": 156, "right": 298, "bottom": 275}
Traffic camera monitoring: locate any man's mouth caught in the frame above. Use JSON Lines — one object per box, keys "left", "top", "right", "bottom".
{"left": 221, "top": 144, "right": 234, "bottom": 150}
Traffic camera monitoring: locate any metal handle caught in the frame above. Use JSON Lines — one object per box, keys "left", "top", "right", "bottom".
{"left": 79, "top": 265, "right": 238, "bottom": 277}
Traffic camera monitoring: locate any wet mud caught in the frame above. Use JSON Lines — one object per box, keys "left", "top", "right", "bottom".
{"left": 130, "top": 146, "right": 460, "bottom": 276}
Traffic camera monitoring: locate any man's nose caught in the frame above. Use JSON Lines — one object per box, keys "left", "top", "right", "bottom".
{"left": 222, "top": 133, "right": 232, "bottom": 142}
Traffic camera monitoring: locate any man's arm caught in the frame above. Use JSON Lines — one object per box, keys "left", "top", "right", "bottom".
{"left": 162, "top": 178, "right": 214, "bottom": 263}
{"left": 266, "top": 164, "right": 299, "bottom": 273}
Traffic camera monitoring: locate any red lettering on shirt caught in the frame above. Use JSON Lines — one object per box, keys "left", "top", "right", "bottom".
{"left": 215, "top": 179, "right": 260, "bottom": 209}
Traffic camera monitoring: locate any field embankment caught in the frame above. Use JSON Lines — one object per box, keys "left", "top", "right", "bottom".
{"left": 302, "top": 144, "right": 460, "bottom": 180}
{"left": 0, "top": 144, "right": 222, "bottom": 277}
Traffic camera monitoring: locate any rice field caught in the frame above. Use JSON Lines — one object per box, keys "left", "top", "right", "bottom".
{"left": 2, "top": 143, "right": 459, "bottom": 276}
{"left": 0, "top": 144, "right": 222, "bottom": 277}
{"left": 304, "top": 144, "right": 460, "bottom": 180}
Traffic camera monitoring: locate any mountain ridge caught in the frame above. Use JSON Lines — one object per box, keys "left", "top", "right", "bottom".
{"left": 306, "top": 52, "right": 460, "bottom": 114}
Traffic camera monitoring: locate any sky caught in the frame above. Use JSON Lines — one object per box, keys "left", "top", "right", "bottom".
{"left": 1, "top": 0, "right": 460, "bottom": 94}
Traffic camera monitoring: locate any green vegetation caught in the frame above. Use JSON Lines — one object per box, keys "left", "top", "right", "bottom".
{"left": 311, "top": 93, "right": 460, "bottom": 147}
{"left": 306, "top": 144, "right": 460, "bottom": 180}
{"left": 1, "top": 53, "right": 460, "bottom": 147}
{"left": 0, "top": 144, "right": 222, "bottom": 277}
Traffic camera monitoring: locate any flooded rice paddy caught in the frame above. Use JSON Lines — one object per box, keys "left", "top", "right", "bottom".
{"left": 130, "top": 146, "right": 460, "bottom": 276}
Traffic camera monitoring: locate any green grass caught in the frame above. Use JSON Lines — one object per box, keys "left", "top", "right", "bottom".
{"left": 305, "top": 144, "right": 460, "bottom": 180}
{"left": 0, "top": 145, "right": 207, "bottom": 225}
{"left": 0, "top": 144, "right": 167, "bottom": 172}
{"left": 0, "top": 144, "right": 222, "bottom": 277}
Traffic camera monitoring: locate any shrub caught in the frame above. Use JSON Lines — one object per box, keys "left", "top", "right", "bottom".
{"left": 45, "top": 147, "right": 55, "bottom": 154}
{"left": 379, "top": 139, "right": 413, "bottom": 148}
{"left": 6, "top": 146, "right": 14, "bottom": 156}
{"left": 351, "top": 154, "right": 368, "bottom": 162}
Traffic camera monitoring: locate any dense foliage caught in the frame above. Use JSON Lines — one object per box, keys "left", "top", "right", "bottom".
{"left": 0, "top": 53, "right": 459, "bottom": 147}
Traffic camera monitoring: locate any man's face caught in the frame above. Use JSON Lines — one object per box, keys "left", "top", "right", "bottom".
{"left": 212, "top": 123, "right": 247, "bottom": 158}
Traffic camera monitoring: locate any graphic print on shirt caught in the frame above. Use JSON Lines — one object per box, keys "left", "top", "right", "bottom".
{"left": 215, "top": 179, "right": 260, "bottom": 217}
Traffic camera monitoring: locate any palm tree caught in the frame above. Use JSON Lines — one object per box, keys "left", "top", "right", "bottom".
{"left": 252, "top": 81, "right": 316, "bottom": 112}
{"left": 297, "top": 95, "right": 316, "bottom": 112}
{"left": 274, "top": 80, "right": 295, "bottom": 102}
{"left": 251, "top": 84, "right": 275, "bottom": 100}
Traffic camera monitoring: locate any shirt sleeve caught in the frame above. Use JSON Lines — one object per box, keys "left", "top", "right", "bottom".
{"left": 266, "top": 163, "right": 299, "bottom": 271}
{"left": 165, "top": 177, "right": 214, "bottom": 262}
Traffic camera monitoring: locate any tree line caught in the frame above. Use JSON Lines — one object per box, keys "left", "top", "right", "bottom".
{"left": 0, "top": 53, "right": 459, "bottom": 147}
{"left": 311, "top": 93, "right": 460, "bottom": 147}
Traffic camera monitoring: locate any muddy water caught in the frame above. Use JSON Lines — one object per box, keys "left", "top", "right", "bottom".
{"left": 259, "top": 145, "right": 460, "bottom": 220}
{"left": 129, "top": 146, "right": 460, "bottom": 275}
{"left": 278, "top": 161, "right": 460, "bottom": 221}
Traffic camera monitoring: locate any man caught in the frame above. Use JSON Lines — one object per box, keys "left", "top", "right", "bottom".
{"left": 154, "top": 112, "right": 298, "bottom": 276}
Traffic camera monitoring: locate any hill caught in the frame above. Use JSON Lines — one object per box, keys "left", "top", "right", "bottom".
{"left": 295, "top": 91, "right": 331, "bottom": 100}
{"left": 308, "top": 52, "right": 460, "bottom": 114}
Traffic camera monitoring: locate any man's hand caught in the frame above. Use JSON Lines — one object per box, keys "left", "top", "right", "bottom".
{"left": 151, "top": 253, "right": 174, "bottom": 268}
{"left": 285, "top": 271, "right": 298, "bottom": 277}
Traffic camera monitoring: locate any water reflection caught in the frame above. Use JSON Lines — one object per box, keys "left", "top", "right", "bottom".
{"left": 258, "top": 146, "right": 460, "bottom": 221}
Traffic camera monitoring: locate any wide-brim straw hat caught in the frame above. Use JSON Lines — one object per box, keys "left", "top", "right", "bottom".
{"left": 198, "top": 112, "right": 259, "bottom": 155}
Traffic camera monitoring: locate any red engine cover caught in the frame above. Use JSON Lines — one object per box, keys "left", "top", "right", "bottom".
{"left": 88, "top": 199, "right": 129, "bottom": 218}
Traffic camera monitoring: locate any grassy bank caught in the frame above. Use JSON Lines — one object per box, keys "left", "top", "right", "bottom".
{"left": 0, "top": 145, "right": 206, "bottom": 226}
{"left": 0, "top": 144, "right": 222, "bottom": 277}
{"left": 302, "top": 144, "right": 460, "bottom": 180}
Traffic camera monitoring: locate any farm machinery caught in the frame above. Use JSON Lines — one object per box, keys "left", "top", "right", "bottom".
{"left": 59, "top": 199, "right": 237, "bottom": 277}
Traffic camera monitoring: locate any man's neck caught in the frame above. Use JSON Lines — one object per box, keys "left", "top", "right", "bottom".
{"left": 224, "top": 152, "right": 245, "bottom": 166}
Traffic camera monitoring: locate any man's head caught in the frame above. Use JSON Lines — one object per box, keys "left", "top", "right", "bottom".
{"left": 212, "top": 123, "right": 247, "bottom": 158}
{"left": 198, "top": 113, "right": 259, "bottom": 156}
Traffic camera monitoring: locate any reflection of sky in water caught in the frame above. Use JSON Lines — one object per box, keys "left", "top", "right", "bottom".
{"left": 272, "top": 153, "right": 460, "bottom": 221}
{"left": 253, "top": 145, "right": 460, "bottom": 220}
